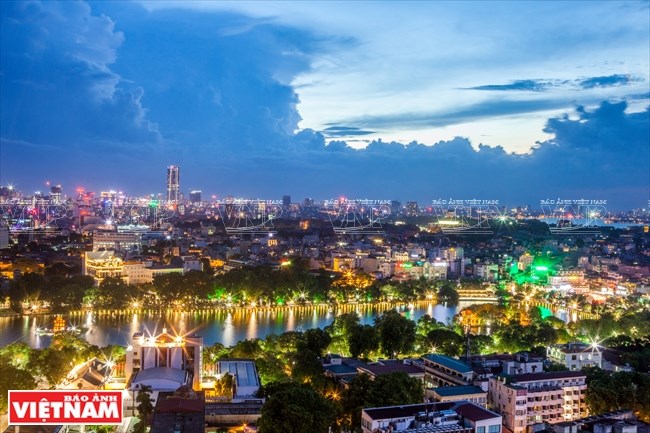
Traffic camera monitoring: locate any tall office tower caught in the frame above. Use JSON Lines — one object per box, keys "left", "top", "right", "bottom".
{"left": 167, "top": 165, "right": 180, "bottom": 202}
{"left": 189, "top": 190, "right": 202, "bottom": 205}
{"left": 282, "top": 195, "right": 291, "bottom": 209}
{"left": 50, "top": 184, "right": 62, "bottom": 203}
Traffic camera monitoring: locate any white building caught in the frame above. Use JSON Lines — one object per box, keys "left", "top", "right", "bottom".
{"left": 92, "top": 230, "right": 143, "bottom": 252}
{"left": 123, "top": 262, "right": 148, "bottom": 285}
{"left": 429, "top": 260, "right": 449, "bottom": 280}
{"left": 547, "top": 343, "right": 602, "bottom": 371}
{"left": 182, "top": 257, "right": 204, "bottom": 272}
{"left": 125, "top": 328, "right": 203, "bottom": 391}
{"left": 83, "top": 250, "right": 124, "bottom": 286}
{"left": 474, "top": 263, "right": 499, "bottom": 282}
{"left": 488, "top": 371, "right": 588, "bottom": 433}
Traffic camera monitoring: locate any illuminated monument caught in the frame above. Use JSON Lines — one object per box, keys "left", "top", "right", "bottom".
{"left": 125, "top": 328, "right": 203, "bottom": 392}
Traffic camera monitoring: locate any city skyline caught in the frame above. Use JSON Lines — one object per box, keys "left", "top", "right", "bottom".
{"left": 1, "top": 1, "right": 649, "bottom": 208}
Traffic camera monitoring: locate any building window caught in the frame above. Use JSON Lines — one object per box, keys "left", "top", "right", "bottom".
{"left": 477, "top": 427, "right": 485, "bottom": 433}
{"left": 489, "top": 425, "right": 501, "bottom": 433}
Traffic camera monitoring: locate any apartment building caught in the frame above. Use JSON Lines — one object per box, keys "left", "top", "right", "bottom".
{"left": 488, "top": 371, "right": 587, "bottom": 433}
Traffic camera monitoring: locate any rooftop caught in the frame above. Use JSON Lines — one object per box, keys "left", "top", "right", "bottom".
{"left": 218, "top": 359, "right": 260, "bottom": 388}
{"left": 130, "top": 367, "right": 187, "bottom": 389}
{"left": 324, "top": 364, "right": 358, "bottom": 375}
{"left": 497, "top": 371, "right": 587, "bottom": 383}
{"left": 423, "top": 354, "right": 473, "bottom": 374}
{"left": 359, "top": 364, "right": 424, "bottom": 377}
{"left": 454, "top": 402, "right": 502, "bottom": 422}
{"left": 430, "top": 385, "right": 486, "bottom": 397}
{"left": 508, "top": 371, "right": 586, "bottom": 382}
{"left": 364, "top": 402, "right": 456, "bottom": 421}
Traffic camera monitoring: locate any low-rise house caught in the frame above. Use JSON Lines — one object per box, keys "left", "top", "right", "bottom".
{"left": 361, "top": 400, "right": 502, "bottom": 433}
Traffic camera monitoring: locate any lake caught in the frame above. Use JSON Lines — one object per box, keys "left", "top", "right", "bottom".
{"left": 0, "top": 302, "right": 475, "bottom": 349}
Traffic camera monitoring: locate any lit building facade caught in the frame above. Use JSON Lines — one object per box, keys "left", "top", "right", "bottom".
{"left": 125, "top": 328, "right": 203, "bottom": 391}
{"left": 189, "top": 190, "right": 201, "bottom": 205}
{"left": 83, "top": 251, "right": 124, "bottom": 286}
{"left": 166, "top": 165, "right": 180, "bottom": 203}
{"left": 488, "top": 371, "right": 588, "bottom": 433}
{"left": 92, "top": 230, "right": 143, "bottom": 252}
{"left": 547, "top": 343, "right": 602, "bottom": 371}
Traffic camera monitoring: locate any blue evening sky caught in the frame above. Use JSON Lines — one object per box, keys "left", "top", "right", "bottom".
{"left": 1, "top": 1, "right": 648, "bottom": 208}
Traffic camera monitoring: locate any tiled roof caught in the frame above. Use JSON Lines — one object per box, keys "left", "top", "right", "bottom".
{"left": 423, "top": 354, "right": 473, "bottom": 374}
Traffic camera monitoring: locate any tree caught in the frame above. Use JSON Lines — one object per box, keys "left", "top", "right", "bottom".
{"left": 584, "top": 371, "right": 650, "bottom": 420}
{"left": 424, "top": 329, "right": 464, "bottom": 356}
{"left": 469, "top": 334, "right": 494, "bottom": 355}
{"left": 348, "top": 324, "right": 379, "bottom": 359}
{"left": 374, "top": 309, "right": 416, "bottom": 357}
{"left": 437, "top": 285, "right": 459, "bottom": 305}
{"left": 291, "top": 349, "right": 324, "bottom": 384}
{"left": 416, "top": 314, "right": 444, "bottom": 337}
{"left": 367, "top": 372, "right": 423, "bottom": 407}
{"left": 342, "top": 372, "right": 423, "bottom": 430}
{"left": 29, "top": 347, "right": 76, "bottom": 387}
{"left": 230, "top": 338, "right": 263, "bottom": 359}
{"left": 0, "top": 342, "right": 33, "bottom": 369}
{"left": 325, "top": 313, "right": 361, "bottom": 355}
{"left": 257, "top": 385, "right": 335, "bottom": 433}
{"left": 341, "top": 373, "right": 372, "bottom": 430}
{"left": 298, "top": 328, "right": 332, "bottom": 356}
{"left": 214, "top": 373, "right": 234, "bottom": 399}
{"left": 0, "top": 363, "right": 37, "bottom": 412}
{"left": 134, "top": 384, "right": 154, "bottom": 433}
{"left": 96, "top": 277, "right": 131, "bottom": 309}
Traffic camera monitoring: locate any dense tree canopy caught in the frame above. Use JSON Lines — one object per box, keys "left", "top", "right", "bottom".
{"left": 375, "top": 309, "right": 416, "bottom": 357}
{"left": 258, "top": 385, "right": 336, "bottom": 433}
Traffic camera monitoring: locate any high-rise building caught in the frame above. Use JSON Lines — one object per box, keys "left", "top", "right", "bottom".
{"left": 0, "top": 225, "right": 9, "bottom": 250}
{"left": 167, "top": 165, "right": 180, "bottom": 202}
{"left": 189, "top": 190, "right": 202, "bottom": 205}
{"left": 50, "top": 184, "right": 62, "bottom": 203}
{"left": 282, "top": 195, "right": 291, "bottom": 208}
{"left": 406, "top": 201, "right": 419, "bottom": 216}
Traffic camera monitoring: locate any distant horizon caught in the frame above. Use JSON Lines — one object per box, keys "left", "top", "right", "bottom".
{"left": 1, "top": 1, "right": 648, "bottom": 210}
{"left": 1, "top": 178, "right": 646, "bottom": 212}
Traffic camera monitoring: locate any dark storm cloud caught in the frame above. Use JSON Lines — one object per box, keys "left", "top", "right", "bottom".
{"left": 1, "top": 2, "right": 647, "bottom": 209}
{"left": 322, "top": 126, "right": 376, "bottom": 137}
{"left": 579, "top": 74, "right": 635, "bottom": 89}
{"left": 468, "top": 74, "right": 640, "bottom": 92}
{"left": 0, "top": 0, "right": 162, "bottom": 188}
{"left": 336, "top": 98, "right": 568, "bottom": 130}
{"left": 468, "top": 79, "right": 552, "bottom": 91}
{"left": 280, "top": 102, "right": 648, "bottom": 207}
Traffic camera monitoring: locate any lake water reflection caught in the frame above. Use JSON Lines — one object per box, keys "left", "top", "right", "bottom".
{"left": 0, "top": 302, "right": 472, "bottom": 349}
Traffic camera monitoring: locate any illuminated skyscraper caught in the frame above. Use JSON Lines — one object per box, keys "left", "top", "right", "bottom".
{"left": 167, "top": 165, "right": 180, "bottom": 202}
{"left": 189, "top": 190, "right": 202, "bottom": 205}
{"left": 50, "top": 184, "right": 62, "bottom": 203}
